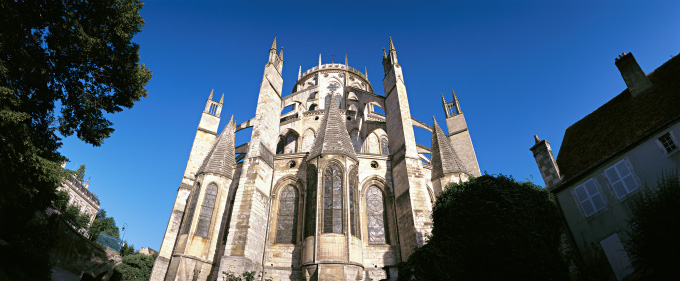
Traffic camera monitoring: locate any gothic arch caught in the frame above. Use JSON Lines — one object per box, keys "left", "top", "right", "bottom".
{"left": 301, "top": 129, "right": 316, "bottom": 152}
{"left": 270, "top": 175, "right": 305, "bottom": 244}
{"left": 360, "top": 176, "right": 394, "bottom": 245}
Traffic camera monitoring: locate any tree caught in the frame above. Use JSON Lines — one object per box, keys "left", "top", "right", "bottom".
{"left": 120, "top": 242, "right": 136, "bottom": 257}
{"left": 111, "top": 253, "right": 156, "bottom": 281}
{"left": 75, "top": 164, "right": 87, "bottom": 182}
{"left": 54, "top": 189, "right": 91, "bottom": 230}
{"left": 399, "top": 174, "right": 570, "bottom": 281}
{"left": 88, "top": 208, "right": 120, "bottom": 241}
{"left": 0, "top": 1, "right": 150, "bottom": 279}
{"left": 626, "top": 173, "right": 680, "bottom": 281}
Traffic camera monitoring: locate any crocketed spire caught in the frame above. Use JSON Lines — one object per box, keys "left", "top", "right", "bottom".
{"left": 308, "top": 100, "right": 358, "bottom": 161}
{"left": 197, "top": 116, "right": 236, "bottom": 178}
{"left": 431, "top": 116, "right": 465, "bottom": 180}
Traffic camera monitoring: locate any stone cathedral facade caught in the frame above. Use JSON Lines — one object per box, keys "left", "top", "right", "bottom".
{"left": 151, "top": 38, "right": 481, "bottom": 281}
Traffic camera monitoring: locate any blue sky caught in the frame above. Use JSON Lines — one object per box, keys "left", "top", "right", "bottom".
{"left": 58, "top": 0, "right": 680, "bottom": 251}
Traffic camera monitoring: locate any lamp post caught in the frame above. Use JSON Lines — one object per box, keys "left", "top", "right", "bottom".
{"left": 121, "top": 223, "right": 128, "bottom": 249}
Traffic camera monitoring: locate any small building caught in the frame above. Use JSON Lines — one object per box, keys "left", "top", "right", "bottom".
{"left": 140, "top": 247, "right": 159, "bottom": 256}
{"left": 59, "top": 163, "right": 100, "bottom": 225}
{"left": 531, "top": 52, "right": 680, "bottom": 280}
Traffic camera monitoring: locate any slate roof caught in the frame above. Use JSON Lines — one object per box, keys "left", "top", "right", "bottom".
{"left": 308, "top": 100, "right": 358, "bottom": 161}
{"left": 556, "top": 54, "right": 680, "bottom": 181}
{"left": 431, "top": 117, "right": 465, "bottom": 179}
{"left": 197, "top": 117, "right": 236, "bottom": 178}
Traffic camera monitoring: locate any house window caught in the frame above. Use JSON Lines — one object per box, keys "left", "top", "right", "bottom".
{"left": 275, "top": 185, "right": 299, "bottom": 244}
{"left": 604, "top": 160, "right": 639, "bottom": 199}
{"left": 659, "top": 133, "right": 677, "bottom": 154}
{"left": 196, "top": 183, "right": 218, "bottom": 237}
{"left": 574, "top": 179, "right": 606, "bottom": 217}
{"left": 323, "top": 163, "right": 343, "bottom": 233}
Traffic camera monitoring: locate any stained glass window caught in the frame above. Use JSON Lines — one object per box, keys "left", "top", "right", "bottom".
{"left": 367, "top": 186, "right": 387, "bottom": 244}
{"left": 181, "top": 183, "right": 200, "bottom": 234}
{"left": 276, "top": 137, "right": 285, "bottom": 154}
{"left": 275, "top": 185, "right": 299, "bottom": 244}
{"left": 305, "top": 165, "right": 317, "bottom": 237}
{"left": 380, "top": 137, "right": 389, "bottom": 155}
{"left": 196, "top": 183, "right": 218, "bottom": 237}
{"left": 349, "top": 167, "right": 359, "bottom": 237}
{"left": 323, "top": 164, "right": 343, "bottom": 233}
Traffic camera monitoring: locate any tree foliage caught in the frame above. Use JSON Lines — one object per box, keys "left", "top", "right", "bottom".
{"left": 0, "top": 0, "right": 149, "bottom": 278}
{"left": 75, "top": 164, "right": 87, "bottom": 182}
{"left": 222, "top": 271, "right": 273, "bottom": 281}
{"left": 399, "top": 174, "right": 570, "bottom": 281}
{"left": 111, "top": 253, "right": 156, "bottom": 281}
{"left": 626, "top": 173, "right": 680, "bottom": 281}
{"left": 88, "top": 208, "right": 120, "bottom": 241}
{"left": 54, "top": 189, "right": 91, "bottom": 230}
{"left": 120, "top": 241, "right": 136, "bottom": 257}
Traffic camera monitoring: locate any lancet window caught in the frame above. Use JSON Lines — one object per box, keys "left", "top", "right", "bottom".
{"left": 367, "top": 186, "right": 387, "bottom": 244}
{"left": 349, "top": 167, "right": 359, "bottom": 237}
{"left": 181, "top": 183, "right": 200, "bottom": 234}
{"left": 305, "top": 165, "right": 317, "bottom": 238}
{"left": 196, "top": 183, "right": 218, "bottom": 237}
{"left": 323, "top": 164, "right": 343, "bottom": 233}
{"left": 275, "top": 185, "right": 299, "bottom": 244}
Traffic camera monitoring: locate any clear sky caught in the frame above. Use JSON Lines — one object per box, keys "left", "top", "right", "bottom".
{"left": 57, "top": 0, "right": 680, "bottom": 251}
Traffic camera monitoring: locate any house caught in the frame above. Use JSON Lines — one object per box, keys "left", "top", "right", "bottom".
{"left": 531, "top": 52, "right": 680, "bottom": 280}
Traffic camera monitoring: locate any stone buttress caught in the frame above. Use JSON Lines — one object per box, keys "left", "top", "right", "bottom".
{"left": 442, "top": 91, "right": 481, "bottom": 177}
{"left": 381, "top": 37, "right": 432, "bottom": 259}
{"left": 151, "top": 91, "right": 224, "bottom": 281}
{"left": 166, "top": 118, "right": 237, "bottom": 281}
{"left": 217, "top": 38, "right": 284, "bottom": 275}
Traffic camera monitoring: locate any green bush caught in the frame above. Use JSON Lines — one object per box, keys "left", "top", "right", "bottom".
{"left": 399, "top": 174, "right": 569, "bottom": 281}
{"left": 111, "top": 253, "right": 156, "bottom": 281}
{"left": 626, "top": 173, "right": 680, "bottom": 281}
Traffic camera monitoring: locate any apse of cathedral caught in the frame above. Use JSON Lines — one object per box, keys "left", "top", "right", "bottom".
{"left": 151, "top": 37, "right": 481, "bottom": 281}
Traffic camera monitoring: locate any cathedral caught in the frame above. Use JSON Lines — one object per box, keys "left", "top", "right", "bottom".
{"left": 151, "top": 37, "right": 481, "bottom": 281}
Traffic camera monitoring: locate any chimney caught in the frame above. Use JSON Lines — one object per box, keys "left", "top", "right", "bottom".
{"left": 61, "top": 162, "right": 67, "bottom": 168}
{"left": 615, "top": 52, "right": 653, "bottom": 98}
{"left": 530, "top": 135, "right": 562, "bottom": 189}
{"left": 84, "top": 178, "right": 90, "bottom": 189}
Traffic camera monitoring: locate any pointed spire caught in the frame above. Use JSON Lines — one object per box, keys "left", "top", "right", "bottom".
{"left": 298, "top": 65, "right": 302, "bottom": 80}
{"left": 452, "top": 90, "right": 462, "bottom": 114}
{"left": 318, "top": 53, "right": 322, "bottom": 67}
{"left": 431, "top": 116, "right": 466, "bottom": 180}
{"left": 308, "top": 97, "right": 358, "bottom": 161}
{"left": 279, "top": 47, "right": 283, "bottom": 60}
{"left": 271, "top": 37, "right": 277, "bottom": 50}
{"left": 345, "top": 54, "right": 348, "bottom": 66}
{"left": 197, "top": 116, "right": 236, "bottom": 178}
{"left": 364, "top": 66, "right": 368, "bottom": 77}
{"left": 534, "top": 135, "right": 541, "bottom": 144}
{"left": 389, "top": 36, "right": 395, "bottom": 51}
{"left": 208, "top": 89, "right": 214, "bottom": 100}
{"left": 219, "top": 93, "right": 224, "bottom": 104}
{"left": 382, "top": 48, "right": 387, "bottom": 58}
{"left": 441, "top": 93, "right": 447, "bottom": 104}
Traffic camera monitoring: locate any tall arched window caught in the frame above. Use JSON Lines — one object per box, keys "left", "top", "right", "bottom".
{"left": 305, "top": 165, "right": 317, "bottom": 238}
{"left": 308, "top": 104, "right": 317, "bottom": 111}
{"left": 349, "top": 167, "right": 359, "bottom": 237}
{"left": 335, "top": 95, "right": 342, "bottom": 108}
{"left": 367, "top": 186, "right": 388, "bottom": 244}
{"left": 276, "top": 136, "right": 285, "bottom": 154}
{"left": 181, "top": 183, "right": 201, "bottom": 234}
{"left": 323, "top": 164, "right": 343, "bottom": 233}
{"left": 366, "top": 134, "right": 379, "bottom": 154}
{"left": 284, "top": 132, "right": 298, "bottom": 154}
{"left": 380, "top": 137, "right": 389, "bottom": 155}
{"left": 196, "top": 183, "right": 218, "bottom": 237}
{"left": 275, "top": 185, "right": 299, "bottom": 244}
